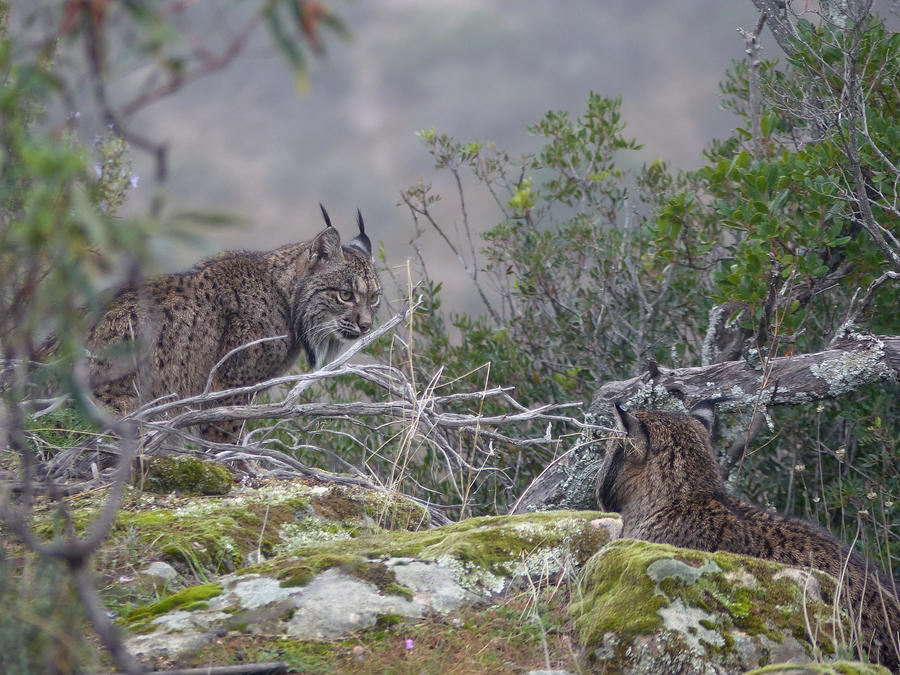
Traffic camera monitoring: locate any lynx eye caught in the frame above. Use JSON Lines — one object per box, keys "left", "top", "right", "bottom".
{"left": 337, "top": 289, "right": 354, "bottom": 302}
{"left": 370, "top": 294, "right": 381, "bottom": 309}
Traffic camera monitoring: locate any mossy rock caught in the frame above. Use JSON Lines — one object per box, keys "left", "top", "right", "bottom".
{"left": 122, "top": 583, "right": 223, "bottom": 634}
{"left": 120, "top": 509, "right": 616, "bottom": 665}
{"left": 26, "top": 479, "right": 432, "bottom": 585}
{"left": 134, "top": 455, "right": 233, "bottom": 495}
{"left": 571, "top": 539, "right": 859, "bottom": 674}
{"left": 250, "top": 510, "right": 613, "bottom": 595}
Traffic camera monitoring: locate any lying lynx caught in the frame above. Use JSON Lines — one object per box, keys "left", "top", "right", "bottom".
{"left": 596, "top": 401, "right": 900, "bottom": 669}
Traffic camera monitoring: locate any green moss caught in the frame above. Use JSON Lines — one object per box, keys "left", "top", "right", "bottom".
{"left": 384, "top": 582, "right": 415, "bottom": 601}
{"left": 134, "top": 456, "right": 233, "bottom": 495}
{"left": 569, "top": 539, "right": 669, "bottom": 641}
{"left": 249, "top": 510, "right": 612, "bottom": 592}
{"left": 374, "top": 613, "right": 406, "bottom": 628}
{"left": 124, "top": 505, "right": 270, "bottom": 574}
{"left": 36, "top": 481, "right": 571, "bottom": 589}
{"left": 71, "top": 482, "right": 371, "bottom": 577}
{"left": 123, "top": 583, "right": 222, "bottom": 628}
{"left": 274, "top": 553, "right": 356, "bottom": 587}
{"left": 572, "top": 539, "right": 850, "bottom": 669}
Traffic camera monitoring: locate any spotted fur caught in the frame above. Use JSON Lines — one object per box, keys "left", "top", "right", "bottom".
{"left": 87, "top": 209, "right": 381, "bottom": 442}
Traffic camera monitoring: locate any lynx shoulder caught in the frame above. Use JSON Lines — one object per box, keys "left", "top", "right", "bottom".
{"left": 87, "top": 205, "right": 381, "bottom": 441}
{"left": 595, "top": 401, "right": 900, "bottom": 669}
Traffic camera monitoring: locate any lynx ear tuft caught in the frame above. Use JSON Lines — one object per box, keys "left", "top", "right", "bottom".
{"left": 612, "top": 402, "right": 649, "bottom": 459}
{"left": 347, "top": 208, "right": 373, "bottom": 257}
{"left": 689, "top": 399, "right": 718, "bottom": 435}
{"left": 319, "top": 203, "right": 334, "bottom": 229}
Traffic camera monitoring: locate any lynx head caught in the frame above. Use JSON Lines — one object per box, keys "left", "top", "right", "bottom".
{"left": 595, "top": 400, "right": 724, "bottom": 514}
{"left": 293, "top": 205, "right": 381, "bottom": 368}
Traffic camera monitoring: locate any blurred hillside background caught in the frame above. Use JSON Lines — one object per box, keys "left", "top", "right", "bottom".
{"left": 17, "top": 1, "right": 770, "bottom": 312}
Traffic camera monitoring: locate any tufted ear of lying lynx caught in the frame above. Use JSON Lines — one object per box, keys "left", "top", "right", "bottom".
{"left": 87, "top": 204, "right": 382, "bottom": 443}
{"left": 595, "top": 399, "right": 900, "bottom": 670}
{"left": 597, "top": 401, "right": 722, "bottom": 515}
{"left": 610, "top": 402, "right": 649, "bottom": 459}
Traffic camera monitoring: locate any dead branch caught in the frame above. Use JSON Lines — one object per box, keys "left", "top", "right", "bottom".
{"left": 32, "top": 303, "right": 585, "bottom": 527}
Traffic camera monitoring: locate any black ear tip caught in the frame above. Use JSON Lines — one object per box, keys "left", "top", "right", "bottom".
{"left": 689, "top": 399, "right": 720, "bottom": 433}
{"left": 348, "top": 232, "right": 372, "bottom": 257}
{"left": 320, "top": 203, "right": 333, "bottom": 228}
{"left": 346, "top": 209, "right": 372, "bottom": 256}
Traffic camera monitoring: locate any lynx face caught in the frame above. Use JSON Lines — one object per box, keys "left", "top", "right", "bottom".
{"left": 294, "top": 237, "right": 382, "bottom": 368}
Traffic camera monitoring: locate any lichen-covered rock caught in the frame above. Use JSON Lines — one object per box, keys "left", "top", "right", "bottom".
{"left": 123, "top": 510, "right": 615, "bottom": 661}
{"left": 139, "top": 561, "right": 179, "bottom": 587}
{"left": 134, "top": 455, "right": 233, "bottom": 495}
{"left": 571, "top": 539, "right": 860, "bottom": 674}
{"left": 47, "top": 478, "right": 430, "bottom": 582}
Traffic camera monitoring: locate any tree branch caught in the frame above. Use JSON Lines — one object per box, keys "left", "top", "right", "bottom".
{"left": 513, "top": 333, "right": 900, "bottom": 514}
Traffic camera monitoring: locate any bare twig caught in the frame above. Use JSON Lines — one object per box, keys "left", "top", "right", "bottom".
{"left": 739, "top": 12, "right": 768, "bottom": 160}
{"left": 831, "top": 271, "right": 900, "bottom": 345}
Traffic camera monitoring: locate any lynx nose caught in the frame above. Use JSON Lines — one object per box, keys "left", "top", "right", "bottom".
{"left": 356, "top": 308, "right": 373, "bottom": 334}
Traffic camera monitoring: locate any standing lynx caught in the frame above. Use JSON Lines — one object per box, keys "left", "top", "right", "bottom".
{"left": 595, "top": 401, "right": 900, "bottom": 669}
{"left": 87, "top": 205, "right": 381, "bottom": 441}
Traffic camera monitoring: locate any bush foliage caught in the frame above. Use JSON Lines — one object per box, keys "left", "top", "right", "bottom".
{"left": 2, "top": 9, "right": 899, "bottom": 673}
{"left": 331, "top": 14, "right": 900, "bottom": 569}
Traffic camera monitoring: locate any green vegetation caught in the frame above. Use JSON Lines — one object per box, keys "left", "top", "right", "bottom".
{"left": 304, "top": 9, "right": 900, "bottom": 572}
{"left": 571, "top": 540, "right": 848, "bottom": 670}
{"left": 122, "top": 583, "right": 223, "bottom": 633}
{"left": 244, "top": 510, "right": 611, "bottom": 589}
{"left": 0, "top": 551, "right": 98, "bottom": 673}
{"left": 134, "top": 456, "right": 234, "bottom": 496}
{"left": 2, "top": 1, "right": 900, "bottom": 672}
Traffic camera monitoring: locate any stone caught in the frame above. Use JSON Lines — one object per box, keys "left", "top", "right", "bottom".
{"left": 572, "top": 539, "right": 856, "bottom": 674}
{"left": 121, "top": 509, "right": 614, "bottom": 661}
{"left": 285, "top": 568, "right": 422, "bottom": 638}
{"left": 140, "top": 561, "right": 179, "bottom": 584}
{"left": 387, "top": 558, "right": 478, "bottom": 613}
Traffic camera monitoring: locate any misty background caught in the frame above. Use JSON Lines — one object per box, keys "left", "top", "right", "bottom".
{"left": 92, "top": 2, "right": 763, "bottom": 312}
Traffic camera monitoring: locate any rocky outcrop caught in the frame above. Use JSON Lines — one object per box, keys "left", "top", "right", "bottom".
{"left": 106, "top": 479, "right": 613, "bottom": 664}
{"left": 54, "top": 477, "right": 888, "bottom": 672}
{"left": 572, "top": 539, "right": 889, "bottom": 674}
